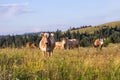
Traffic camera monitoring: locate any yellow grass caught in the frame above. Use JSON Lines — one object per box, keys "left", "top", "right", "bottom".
{"left": 100, "top": 20, "right": 120, "bottom": 27}
{"left": 66, "top": 21, "right": 120, "bottom": 34}
{"left": 0, "top": 44, "right": 120, "bottom": 80}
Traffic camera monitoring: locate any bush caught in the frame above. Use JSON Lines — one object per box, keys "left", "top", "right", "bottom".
{"left": 103, "top": 38, "right": 111, "bottom": 47}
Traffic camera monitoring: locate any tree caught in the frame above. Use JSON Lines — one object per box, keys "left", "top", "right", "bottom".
{"left": 109, "top": 31, "right": 120, "bottom": 43}
{"left": 65, "top": 30, "right": 71, "bottom": 39}
{"left": 54, "top": 29, "right": 62, "bottom": 41}
{"left": 80, "top": 37, "right": 91, "bottom": 47}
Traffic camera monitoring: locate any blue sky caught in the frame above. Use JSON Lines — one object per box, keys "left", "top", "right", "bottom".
{"left": 0, "top": 0, "right": 120, "bottom": 35}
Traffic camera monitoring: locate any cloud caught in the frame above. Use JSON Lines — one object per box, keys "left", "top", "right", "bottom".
{"left": 0, "top": 3, "right": 33, "bottom": 17}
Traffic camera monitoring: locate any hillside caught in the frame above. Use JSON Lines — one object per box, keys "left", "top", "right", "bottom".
{"left": 70, "top": 21, "right": 120, "bottom": 34}
{"left": 100, "top": 20, "right": 120, "bottom": 27}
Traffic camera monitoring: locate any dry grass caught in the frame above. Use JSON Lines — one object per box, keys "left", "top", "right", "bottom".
{"left": 67, "top": 21, "right": 120, "bottom": 34}
{"left": 100, "top": 20, "right": 120, "bottom": 27}
{"left": 0, "top": 44, "right": 120, "bottom": 80}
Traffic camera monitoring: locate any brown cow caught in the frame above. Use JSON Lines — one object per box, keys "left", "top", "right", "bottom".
{"left": 93, "top": 38, "right": 104, "bottom": 50}
{"left": 62, "top": 38, "right": 79, "bottom": 49}
{"left": 26, "top": 42, "right": 37, "bottom": 48}
{"left": 39, "top": 33, "right": 55, "bottom": 57}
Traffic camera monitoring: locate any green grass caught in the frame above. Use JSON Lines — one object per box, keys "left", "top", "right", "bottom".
{"left": 0, "top": 44, "right": 120, "bottom": 80}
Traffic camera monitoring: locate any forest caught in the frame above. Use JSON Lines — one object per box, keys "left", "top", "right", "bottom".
{"left": 0, "top": 25, "right": 120, "bottom": 48}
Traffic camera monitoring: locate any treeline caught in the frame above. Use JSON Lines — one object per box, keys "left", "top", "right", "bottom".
{"left": 69, "top": 25, "right": 92, "bottom": 30}
{"left": 0, "top": 26, "right": 120, "bottom": 48}
{"left": 0, "top": 34, "right": 40, "bottom": 48}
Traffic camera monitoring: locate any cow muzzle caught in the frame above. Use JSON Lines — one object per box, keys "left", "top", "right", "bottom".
{"left": 45, "top": 42, "right": 48, "bottom": 45}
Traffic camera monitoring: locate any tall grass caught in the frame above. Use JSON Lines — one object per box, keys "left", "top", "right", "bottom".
{"left": 0, "top": 44, "right": 120, "bottom": 80}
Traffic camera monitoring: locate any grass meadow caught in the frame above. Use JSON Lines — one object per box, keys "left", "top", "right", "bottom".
{"left": 0, "top": 44, "right": 120, "bottom": 80}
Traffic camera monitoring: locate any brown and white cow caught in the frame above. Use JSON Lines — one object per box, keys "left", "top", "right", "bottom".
{"left": 93, "top": 38, "right": 104, "bottom": 50}
{"left": 39, "top": 33, "right": 55, "bottom": 57}
{"left": 61, "top": 38, "right": 79, "bottom": 49}
{"left": 26, "top": 42, "right": 37, "bottom": 48}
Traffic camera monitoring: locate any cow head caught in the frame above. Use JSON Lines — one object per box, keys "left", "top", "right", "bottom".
{"left": 61, "top": 37, "right": 68, "bottom": 49}
{"left": 42, "top": 33, "right": 51, "bottom": 48}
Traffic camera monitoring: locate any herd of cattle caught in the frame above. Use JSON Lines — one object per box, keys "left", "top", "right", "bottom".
{"left": 26, "top": 33, "right": 104, "bottom": 57}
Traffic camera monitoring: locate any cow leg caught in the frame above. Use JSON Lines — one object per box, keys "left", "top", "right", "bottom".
{"left": 50, "top": 52, "right": 53, "bottom": 57}
{"left": 49, "top": 51, "right": 53, "bottom": 57}
{"left": 48, "top": 52, "right": 50, "bottom": 57}
{"left": 76, "top": 45, "right": 79, "bottom": 52}
{"left": 94, "top": 45, "right": 99, "bottom": 51}
{"left": 43, "top": 52, "right": 47, "bottom": 57}
{"left": 100, "top": 45, "right": 103, "bottom": 50}
{"left": 96, "top": 45, "right": 100, "bottom": 50}
{"left": 42, "top": 52, "right": 44, "bottom": 57}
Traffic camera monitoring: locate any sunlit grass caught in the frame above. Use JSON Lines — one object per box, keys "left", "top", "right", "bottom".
{"left": 69, "top": 21, "right": 120, "bottom": 34}
{"left": 0, "top": 44, "right": 120, "bottom": 80}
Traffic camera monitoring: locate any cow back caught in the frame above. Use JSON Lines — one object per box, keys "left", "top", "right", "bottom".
{"left": 62, "top": 38, "right": 79, "bottom": 49}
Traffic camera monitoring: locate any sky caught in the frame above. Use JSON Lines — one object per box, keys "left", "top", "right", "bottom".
{"left": 0, "top": 0, "right": 120, "bottom": 35}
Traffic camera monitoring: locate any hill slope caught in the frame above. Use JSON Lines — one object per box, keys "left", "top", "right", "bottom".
{"left": 100, "top": 20, "right": 120, "bottom": 27}
{"left": 70, "top": 20, "right": 120, "bottom": 34}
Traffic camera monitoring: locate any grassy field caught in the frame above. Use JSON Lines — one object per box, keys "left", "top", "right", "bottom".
{"left": 0, "top": 44, "right": 120, "bottom": 80}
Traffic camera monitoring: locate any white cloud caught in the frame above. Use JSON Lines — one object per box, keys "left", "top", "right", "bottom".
{"left": 0, "top": 3, "right": 33, "bottom": 17}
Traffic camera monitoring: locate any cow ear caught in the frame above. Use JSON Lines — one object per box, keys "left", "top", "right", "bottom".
{"left": 50, "top": 33, "right": 54, "bottom": 37}
{"left": 39, "top": 33, "right": 44, "bottom": 37}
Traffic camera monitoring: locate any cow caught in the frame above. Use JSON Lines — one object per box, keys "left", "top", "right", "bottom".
{"left": 93, "top": 38, "right": 104, "bottom": 50}
{"left": 61, "top": 38, "right": 79, "bottom": 49}
{"left": 39, "top": 33, "right": 55, "bottom": 57}
{"left": 26, "top": 42, "right": 37, "bottom": 48}
{"left": 55, "top": 42, "right": 64, "bottom": 49}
